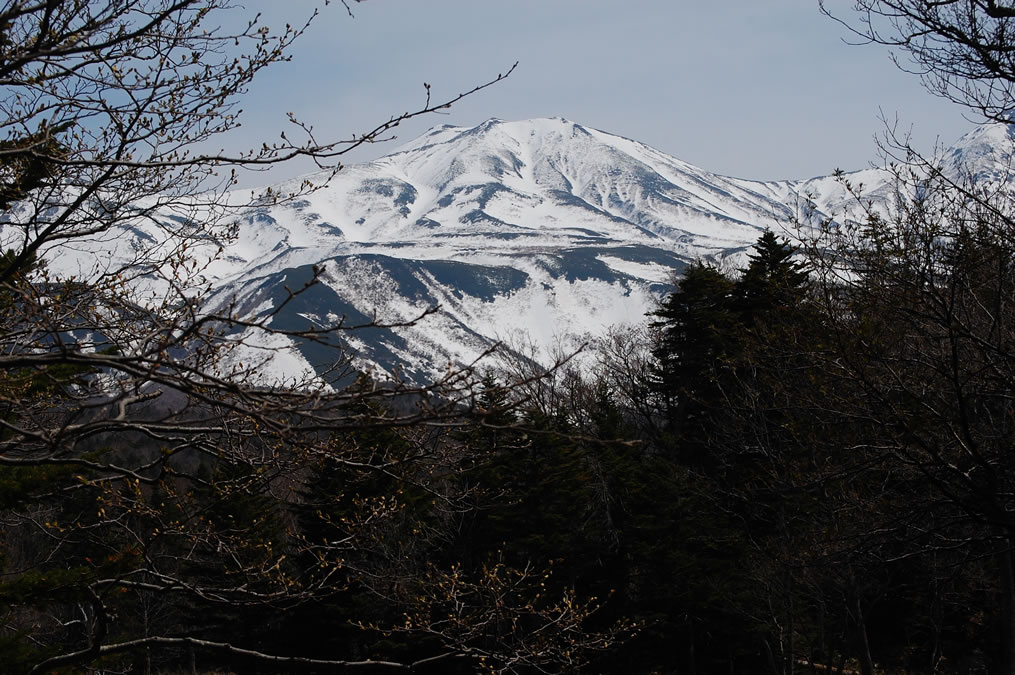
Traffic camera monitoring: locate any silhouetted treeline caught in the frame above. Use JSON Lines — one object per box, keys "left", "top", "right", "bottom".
{"left": 10, "top": 208, "right": 1015, "bottom": 674}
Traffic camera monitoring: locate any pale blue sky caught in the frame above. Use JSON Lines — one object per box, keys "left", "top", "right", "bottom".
{"left": 227, "top": 0, "right": 973, "bottom": 186}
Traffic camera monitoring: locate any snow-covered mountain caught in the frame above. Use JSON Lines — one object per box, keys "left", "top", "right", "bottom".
{"left": 195, "top": 117, "right": 887, "bottom": 384}
{"left": 17, "top": 116, "right": 1015, "bottom": 384}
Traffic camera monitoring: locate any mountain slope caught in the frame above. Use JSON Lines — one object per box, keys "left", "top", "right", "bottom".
{"left": 12, "top": 117, "right": 1012, "bottom": 384}
{"left": 198, "top": 117, "right": 882, "bottom": 382}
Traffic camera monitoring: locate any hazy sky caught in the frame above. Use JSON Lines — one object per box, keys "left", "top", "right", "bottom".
{"left": 227, "top": 0, "right": 975, "bottom": 186}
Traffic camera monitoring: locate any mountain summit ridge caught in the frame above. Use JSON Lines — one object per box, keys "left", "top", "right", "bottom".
{"left": 20, "top": 116, "right": 1015, "bottom": 383}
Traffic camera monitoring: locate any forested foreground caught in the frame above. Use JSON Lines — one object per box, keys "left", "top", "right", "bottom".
{"left": 7, "top": 0, "right": 1015, "bottom": 673}
{"left": 9, "top": 213, "right": 1015, "bottom": 674}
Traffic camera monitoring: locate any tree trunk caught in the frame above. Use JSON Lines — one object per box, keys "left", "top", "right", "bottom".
{"left": 929, "top": 555, "right": 943, "bottom": 674}
{"left": 142, "top": 595, "right": 152, "bottom": 675}
{"left": 816, "top": 597, "right": 826, "bottom": 674}
{"left": 855, "top": 597, "right": 875, "bottom": 675}
{"left": 787, "top": 568, "right": 795, "bottom": 675}
{"left": 999, "top": 542, "right": 1015, "bottom": 673}
{"left": 764, "top": 638, "right": 780, "bottom": 675}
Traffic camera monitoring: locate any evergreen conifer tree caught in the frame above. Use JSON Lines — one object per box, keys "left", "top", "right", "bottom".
{"left": 736, "top": 231, "right": 810, "bottom": 324}
{"left": 649, "top": 261, "right": 738, "bottom": 460}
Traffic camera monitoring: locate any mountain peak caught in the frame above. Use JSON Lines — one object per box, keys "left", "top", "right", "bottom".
{"left": 33, "top": 115, "right": 1015, "bottom": 384}
{"left": 942, "top": 117, "right": 1015, "bottom": 182}
{"left": 393, "top": 117, "right": 585, "bottom": 154}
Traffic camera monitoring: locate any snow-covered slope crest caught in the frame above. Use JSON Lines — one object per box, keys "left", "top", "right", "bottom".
{"left": 201, "top": 117, "right": 830, "bottom": 284}
{"left": 16, "top": 116, "right": 1015, "bottom": 385}
{"left": 195, "top": 117, "right": 890, "bottom": 383}
{"left": 196, "top": 117, "right": 812, "bottom": 383}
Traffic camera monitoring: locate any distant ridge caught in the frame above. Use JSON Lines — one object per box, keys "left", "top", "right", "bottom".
{"left": 23, "top": 117, "right": 1015, "bottom": 383}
